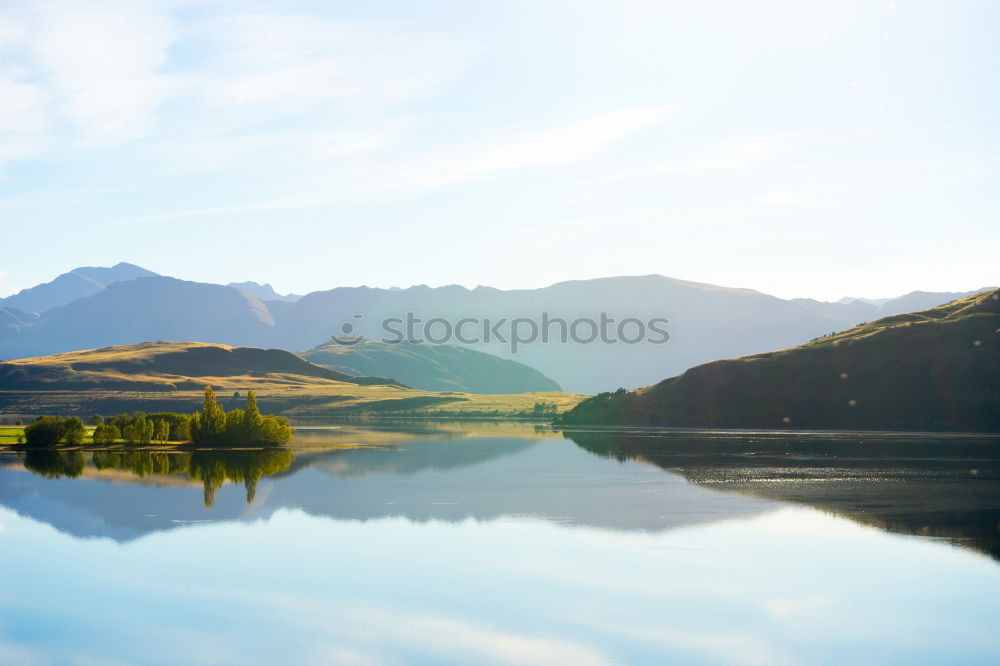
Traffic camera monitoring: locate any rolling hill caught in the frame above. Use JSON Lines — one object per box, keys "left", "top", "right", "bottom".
{"left": 0, "top": 342, "right": 583, "bottom": 419}
{"left": 300, "top": 339, "right": 561, "bottom": 393}
{"left": 559, "top": 289, "right": 1000, "bottom": 430}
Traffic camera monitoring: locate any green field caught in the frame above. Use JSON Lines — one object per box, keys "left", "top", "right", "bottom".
{"left": 0, "top": 426, "right": 25, "bottom": 443}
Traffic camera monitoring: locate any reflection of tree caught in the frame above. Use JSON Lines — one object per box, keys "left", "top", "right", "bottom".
{"left": 188, "top": 450, "right": 293, "bottom": 508}
{"left": 69, "top": 450, "right": 293, "bottom": 509}
{"left": 92, "top": 451, "right": 190, "bottom": 477}
{"left": 22, "top": 450, "right": 87, "bottom": 479}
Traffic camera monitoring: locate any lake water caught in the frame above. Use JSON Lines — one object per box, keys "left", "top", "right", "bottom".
{"left": 1, "top": 423, "right": 998, "bottom": 665}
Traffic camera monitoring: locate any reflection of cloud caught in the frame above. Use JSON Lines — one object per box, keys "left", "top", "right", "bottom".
{"left": 309, "top": 647, "right": 383, "bottom": 666}
{"left": 387, "top": 614, "right": 612, "bottom": 666}
{"left": 760, "top": 595, "right": 835, "bottom": 619}
{"left": 604, "top": 623, "right": 799, "bottom": 666}
{"left": 0, "top": 640, "right": 45, "bottom": 666}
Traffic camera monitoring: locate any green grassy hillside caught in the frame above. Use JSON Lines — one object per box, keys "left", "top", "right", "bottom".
{"left": 559, "top": 289, "right": 1000, "bottom": 430}
{"left": 301, "top": 340, "right": 561, "bottom": 393}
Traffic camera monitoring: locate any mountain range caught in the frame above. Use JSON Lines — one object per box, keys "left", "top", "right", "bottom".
{"left": 0, "top": 264, "right": 990, "bottom": 393}
{"left": 559, "top": 289, "right": 1000, "bottom": 430}
{"left": 0, "top": 262, "right": 158, "bottom": 314}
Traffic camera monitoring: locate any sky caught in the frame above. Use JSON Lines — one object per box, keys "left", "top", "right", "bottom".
{"left": 0, "top": 0, "right": 997, "bottom": 301}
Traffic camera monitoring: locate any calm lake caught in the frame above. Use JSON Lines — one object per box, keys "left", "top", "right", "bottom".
{"left": 1, "top": 423, "right": 998, "bottom": 665}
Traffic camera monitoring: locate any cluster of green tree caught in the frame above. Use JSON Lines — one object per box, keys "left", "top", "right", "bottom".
{"left": 19, "top": 387, "right": 291, "bottom": 448}
{"left": 23, "top": 416, "right": 87, "bottom": 446}
{"left": 92, "top": 412, "right": 192, "bottom": 445}
{"left": 531, "top": 401, "right": 559, "bottom": 416}
{"left": 553, "top": 388, "right": 630, "bottom": 425}
{"left": 189, "top": 387, "right": 293, "bottom": 446}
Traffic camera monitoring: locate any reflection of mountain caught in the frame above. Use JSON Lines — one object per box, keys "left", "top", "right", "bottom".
{"left": 0, "top": 433, "right": 771, "bottom": 542}
{"left": 564, "top": 429, "right": 1000, "bottom": 559}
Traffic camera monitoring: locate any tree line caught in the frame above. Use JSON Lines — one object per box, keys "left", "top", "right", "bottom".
{"left": 21, "top": 387, "right": 292, "bottom": 447}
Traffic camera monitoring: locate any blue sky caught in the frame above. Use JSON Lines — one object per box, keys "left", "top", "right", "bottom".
{"left": 0, "top": 0, "right": 997, "bottom": 300}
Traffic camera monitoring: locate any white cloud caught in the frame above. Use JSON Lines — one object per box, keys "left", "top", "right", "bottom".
{"left": 403, "top": 106, "right": 677, "bottom": 186}
{"left": 0, "top": 70, "right": 46, "bottom": 133}
{"left": 166, "top": 126, "right": 395, "bottom": 175}
{"left": 607, "top": 131, "right": 805, "bottom": 182}
{"left": 121, "top": 106, "right": 676, "bottom": 222}
{"left": 0, "top": 64, "right": 49, "bottom": 170}
{"left": 203, "top": 12, "right": 477, "bottom": 111}
{"left": 27, "top": 0, "right": 178, "bottom": 144}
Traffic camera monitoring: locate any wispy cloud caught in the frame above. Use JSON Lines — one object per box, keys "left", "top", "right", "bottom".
{"left": 120, "top": 106, "right": 677, "bottom": 223}
{"left": 404, "top": 106, "right": 677, "bottom": 186}
{"left": 0, "top": 2, "right": 476, "bottom": 158}
{"left": 202, "top": 13, "right": 477, "bottom": 111}
{"left": 605, "top": 131, "right": 807, "bottom": 182}
{"left": 27, "top": 0, "right": 178, "bottom": 144}
{"left": 0, "top": 64, "right": 49, "bottom": 171}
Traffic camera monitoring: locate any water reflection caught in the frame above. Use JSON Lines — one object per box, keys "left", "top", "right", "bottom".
{"left": 12, "top": 449, "right": 292, "bottom": 508}
{"left": 0, "top": 428, "right": 772, "bottom": 540}
{"left": 563, "top": 428, "right": 1000, "bottom": 559}
{"left": 1, "top": 424, "right": 998, "bottom": 559}
{"left": 22, "top": 449, "right": 86, "bottom": 479}
{"left": 1, "top": 425, "right": 999, "bottom": 665}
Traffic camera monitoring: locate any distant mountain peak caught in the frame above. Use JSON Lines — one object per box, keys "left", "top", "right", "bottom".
{"left": 0, "top": 262, "right": 158, "bottom": 314}
{"left": 227, "top": 281, "right": 301, "bottom": 303}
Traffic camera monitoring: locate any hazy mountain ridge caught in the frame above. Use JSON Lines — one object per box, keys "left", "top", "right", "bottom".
{"left": 301, "top": 339, "right": 561, "bottom": 393}
{"left": 0, "top": 277, "right": 278, "bottom": 359}
{"left": 0, "top": 264, "right": 990, "bottom": 393}
{"left": 559, "top": 289, "right": 1000, "bottom": 430}
{"left": 0, "top": 262, "right": 158, "bottom": 314}
{"left": 794, "top": 288, "right": 990, "bottom": 327}
{"left": 228, "top": 281, "right": 301, "bottom": 303}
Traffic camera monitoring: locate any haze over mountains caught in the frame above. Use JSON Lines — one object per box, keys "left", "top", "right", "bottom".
{"left": 0, "top": 262, "right": 157, "bottom": 314}
{"left": 560, "top": 289, "right": 1000, "bottom": 430}
{"left": 0, "top": 264, "right": 990, "bottom": 393}
{"left": 227, "top": 281, "right": 301, "bottom": 303}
